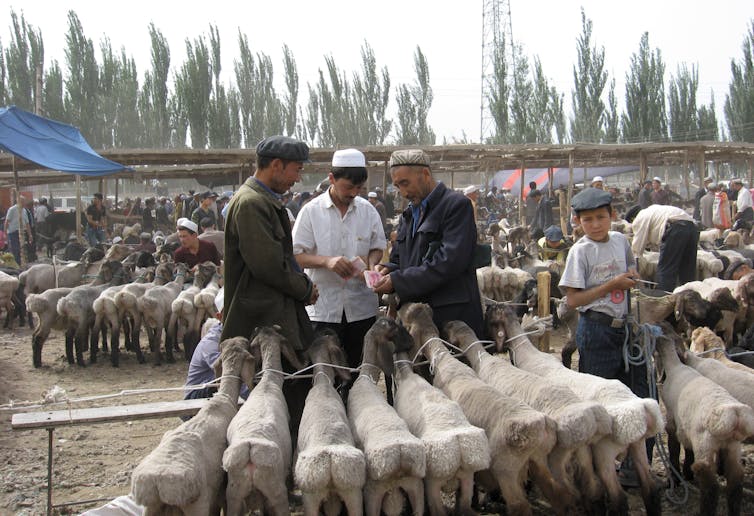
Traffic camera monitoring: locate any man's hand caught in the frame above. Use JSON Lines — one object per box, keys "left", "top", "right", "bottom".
{"left": 325, "top": 256, "right": 355, "bottom": 279}
{"left": 308, "top": 284, "right": 319, "bottom": 305}
{"left": 372, "top": 273, "right": 394, "bottom": 295}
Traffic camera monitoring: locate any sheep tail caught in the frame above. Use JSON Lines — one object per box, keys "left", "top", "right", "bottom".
{"left": 223, "top": 438, "right": 282, "bottom": 473}
{"left": 425, "top": 427, "right": 490, "bottom": 478}
{"left": 56, "top": 297, "right": 73, "bottom": 319}
{"left": 366, "top": 440, "right": 426, "bottom": 481}
{"left": 295, "top": 445, "right": 366, "bottom": 492}
{"left": 707, "top": 404, "right": 754, "bottom": 441}
{"left": 131, "top": 463, "right": 202, "bottom": 509}
{"left": 139, "top": 297, "right": 160, "bottom": 314}
{"left": 26, "top": 294, "right": 48, "bottom": 314}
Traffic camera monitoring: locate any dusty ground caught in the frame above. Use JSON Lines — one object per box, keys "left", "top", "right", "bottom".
{"left": 1, "top": 324, "right": 753, "bottom": 515}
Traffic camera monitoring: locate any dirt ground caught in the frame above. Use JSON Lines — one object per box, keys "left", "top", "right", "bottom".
{"left": 1, "top": 324, "right": 753, "bottom": 515}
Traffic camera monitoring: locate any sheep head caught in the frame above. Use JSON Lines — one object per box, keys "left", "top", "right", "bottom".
{"left": 397, "top": 303, "right": 438, "bottom": 360}
{"left": 689, "top": 326, "right": 724, "bottom": 355}
{"left": 214, "top": 336, "right": 256, "bottom": 389}
{"left": 307, "top": 329, "right": 351, "bottom": 384}
{"left": 192, "top": 261, "right": 217, "bottom": 287}
{"left": 361, "top": 317, "right": 413, "bottom": 377}
{"left": 249, "top": 325, "right": 306, "bottom": 372}
{"left": 442, "top": 320, "right": 481, "bottom": 356}
{"left": 484, "top": 303, "right": 520, "bottom": 352}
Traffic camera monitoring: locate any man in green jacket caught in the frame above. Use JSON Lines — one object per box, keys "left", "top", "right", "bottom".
{"left": 222, "top": 135, "right": 318, "bottom": 435}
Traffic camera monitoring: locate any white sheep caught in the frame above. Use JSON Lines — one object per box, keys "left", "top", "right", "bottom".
{"left": 168, "top": 261, "right": 217, "bottom": 360}
{"left": 485, "top": 304, "right": 664, "bottom": 516}
{"left": 347, "top": 318, "right": 426, "bottom": 516}
{"left": 137, "top": 262, "right": 189, "bottom": 365}
{"left": 295, "top": 330, "right": 366, "bottom": 516}
{"left": 113, "top": 261, "right": 175, "bottom": 357}
{"left": 391, "top": 338, "right": 489, "bottom": 516}
{"left": 696, "top": 249, "right": 725, "bottom": 279}
{"left": 400, "top": 303, "right": 569, "bottom": 515}
{"left": 131, "top": 336, "right": 256, "bottom": 515}
{"left": 698, "top": 227, "right": 722, "bottom": 244}
{"left": 0, "top": 270, "right": 20, "bottom": 328}
{"left": 193, "top": 271, "right": 223, "bottom": 339}
{"left": 444, "top": 319, "right": 610, "bottom": 511}
{"left": 92, "top": 267, "right": 154, "bottom": 367}
{"left": 476, "top": 265, "right": 532, "bottom": 302}
{"left": 682, "top": 346, "right": 754, "bottom": 412}
{"left": 689, "top": 327, "right": 754, "bottom": 374}
{"left": 26, "top": 287, "right": 74, "bottom": 368}
{"left": 56, "top": 261, "right": 130, "bottom": 366}
{"left": 224, "top": 326, "right": 304, "bottom": 516}
{"left": 655, "top": 330, "right": 754, "bottom": 516}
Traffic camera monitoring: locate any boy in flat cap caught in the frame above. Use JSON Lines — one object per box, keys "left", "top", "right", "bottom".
{"left": 222, "top": 135, "right": 318, "bottom": 438}
{"left": 559, "top": 188, "right": 652, "bottom": 484}
{"left": 191, "top": 192, "right": 217, "bottom": 232}
{"left": 292, "top": 149, "right": 386, "bottom": 386}
{"left": 373, "top": 149, "right": 484, "bottom": 336}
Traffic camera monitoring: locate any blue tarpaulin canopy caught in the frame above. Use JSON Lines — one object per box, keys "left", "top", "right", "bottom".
{"left": 0, "top": 106, "right": 130, "bottom": 176}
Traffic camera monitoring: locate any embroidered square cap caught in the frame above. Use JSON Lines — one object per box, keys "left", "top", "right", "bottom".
{"left": 388, "top": 149, "right": 430, "bottom": 168}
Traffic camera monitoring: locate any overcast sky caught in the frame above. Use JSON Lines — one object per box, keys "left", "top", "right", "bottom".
{"left": 5, "top": 0, "right": 753, "bottom": 143}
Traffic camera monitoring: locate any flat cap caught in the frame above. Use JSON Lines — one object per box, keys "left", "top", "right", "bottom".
{"left": 256, "top": 135, "right": 311, "bottom": 162}
{"left": 724, "top": 258, "right": 752, "bottom": 280}
{"left": 571, "top": 187, "right": 613, "bottom": 211}
{"left": 389, "top": 149, "right": 431, "bottom": 168}
{"left": 544, "top": 225, "right": 563, "bottom": 241}
{"left": 732, "top": 178, "right": 743, "bottom": 185}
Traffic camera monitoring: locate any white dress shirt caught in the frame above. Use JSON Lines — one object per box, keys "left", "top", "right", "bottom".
{"left": 736, "top": 186, "right": 752, "bottom": 212}
{"left": 292, "top": 192, "right": 387, "bottom": 323}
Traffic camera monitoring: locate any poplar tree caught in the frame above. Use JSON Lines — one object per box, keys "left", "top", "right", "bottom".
{"left": 174, "top": 35, "right": 212, "bottom": 148}
{"left": 5, "top": 10, "right": 43, "bottom": 111}
{"left": 724, "top": 20, "right": 754, "bottom": 143}
{"left": 64, "top": 11, "right": 99, "bottom": 143}
{"left": 570, "top": 8, "right": 607, "bottom": 143}
{"left": 395, "top": 46, "right": 435, "bottom": 145}
{"left": 621, "top": 32, "right": 667, "bottom": 142}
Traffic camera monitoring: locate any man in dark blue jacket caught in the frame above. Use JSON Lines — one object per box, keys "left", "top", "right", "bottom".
{"left": 374, "top": 149, "right": 484, "bottom": 336}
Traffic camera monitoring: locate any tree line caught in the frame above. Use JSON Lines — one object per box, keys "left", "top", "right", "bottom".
{"left": 1, "top": 8, "right": 753, "bottom": 150}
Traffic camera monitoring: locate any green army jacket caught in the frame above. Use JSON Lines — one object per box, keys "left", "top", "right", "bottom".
{"left": 221, "top": 178, "right": 313, "bottom": 351}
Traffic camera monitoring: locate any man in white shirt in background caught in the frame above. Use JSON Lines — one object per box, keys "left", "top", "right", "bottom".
{"left": 731, "top": 178, "right": 753, "bottom": 230}
{"left": 626, "top": 204, "right": 698, "bottom": 292}
{"left": 292, "top": 148, "right": 386, "bottom": 379}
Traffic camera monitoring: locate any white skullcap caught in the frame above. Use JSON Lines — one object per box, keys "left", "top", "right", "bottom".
{"left": 652, "top": 176, "right": 663, "bottom": 182}
{"left": 368, "top": 191, "right": 378, "bottom": 198}
{"left": 463, "top": 185, "right": 479, "bottom": 195}
{"left": 591, "top": 176, "right": 604, "bottom": 184}
{"left": 332, "top": 148, "right": 366, "bottom": 168}
{"left": 112, "top": 236, "right": 123, "bottom": 244}
{"left": 177, "top": 217, "right": 198, "bottom": 233}
{"left": 214, "top": 287, "right": 224, "bottom": 313}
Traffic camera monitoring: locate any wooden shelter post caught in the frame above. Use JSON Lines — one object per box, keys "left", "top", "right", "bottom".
{"left": 12, "top": 156, "right": 27, "bottom": 267}
{"left": 75, "top": 175, "right": 82, "bottom": 242}
{"left": 748, "top": 158, "right": 753, "bottom": 189}
{"left": 683, "top": 151, "right": 690, "bottom": 200}
{"left": 519, "top": 160, "right": 526, "bottom": 225}
{"left": 697, "top": 153, "right": 706, "bottom": 185}
{"left": 114, "top": 178, "right": 119, "bottom": 211}
{"left": 639, "top": 152, "right": 648, "bottom": 183}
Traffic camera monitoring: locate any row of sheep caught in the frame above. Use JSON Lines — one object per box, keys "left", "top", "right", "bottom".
{"left": 22, "top": 249, "right": 222, "bottom": 368}
{"left": 128, "top": 302, "right": 750, "bottom": 516}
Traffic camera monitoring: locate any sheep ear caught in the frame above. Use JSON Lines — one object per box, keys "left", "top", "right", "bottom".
{"left": 211, "top": 356, "right": 223, "bottom": 380}
{"left": 377, "top": 340, "right": 395, "bottom": 377}
{"left": 330, "top": 344, "right": 352, "bottom": 382}
{"left": 281, "top": 339, "right": 306, "bottom": 371}
{"left": 239, "top": 350, "right": 257, "bottom": 390}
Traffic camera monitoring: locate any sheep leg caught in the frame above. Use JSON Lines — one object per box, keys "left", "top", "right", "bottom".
{"left": 530, "top": 453, "right": 576, "bottom": 515}
{"left": 257, "top": 480, "right": 291, "bottom": 516}
{"left": 590, "top": 442, "right": 628, "bottom": 516}
{"left": 456, "top": 469, "right": 479, "bottom": 516}
{"left": 561, "top": 338, "right": 577, "bottom": 369}
{"left": 402, "top": 477, "right": 425, "bottom": 516}
{"left": 301, "top": 492, "right": 325, "bottom": 516}
{"left": 493, "top": 467, "right": 531, "bottom": 516}
{"left": 74, "top": 330, "right": 87, "bottom": 367}
{"left": 425, "top": 477, "right": 449, "bottom": 516}
{"left": 548, "top": 447, "right": 580, "bottom": 503}
{"left": 364, "top": 482, "right": 386, "bottom": 516}
{"left": 572, "top": 445, "right": 605, "bottom": 514}
{"left": 32, "top": 321, "right": 51, "bottom": 368}
{"left": 164, "top": 323, "right": 176, "bottom": 363}
{"left": 666, "top": 429, "right": 682, "bottom": 477}
{"left": 692, "top": 457, "right": 719, "bottom": 516}
{"left": 682, "top": 447, "right": 695, "bottom": 481}
{"left": 722, "top": 443, "right": 744, "bottom": 516}
{"left": 89, "top": 324, "right": 99, "bottom": 364}
{"left": 340, "top": 487, "right": 364, "bottom": 516}
{"left": 64, "top": 328, "right": 75, "bottom": 365}
{"left": 100, "top": 323, "right": 109, "bottom": 353}
{"left": 628, "top": 440, "right": 661, "bottom": 516}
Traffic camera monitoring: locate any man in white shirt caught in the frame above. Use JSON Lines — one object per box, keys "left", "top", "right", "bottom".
{"left": 4, "top": 197, "right": 33, "bottom": 265}
{"left": 626, "top": 204, "right": 698, "bottom": 291}
{"left": 731, "top": 178, "right": 753, "bottom": 230}
{"left": 292, "top": 148, "right": 386, "bottom": 376}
